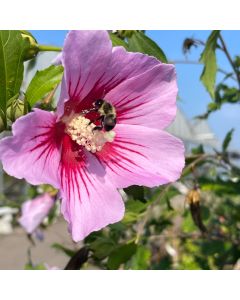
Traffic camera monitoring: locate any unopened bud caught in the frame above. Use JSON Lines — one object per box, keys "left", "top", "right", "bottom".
{"left": 0, "top": 116, "right": 4, "bottom": 132}
{"left": 21, "top": 31, "right": 39, "bottom": 61}
{"left": 7, "top": 99, "right": 25, "bottom": 122}
{"left": 39, "top": 184, "right": 58, "bottom": 197}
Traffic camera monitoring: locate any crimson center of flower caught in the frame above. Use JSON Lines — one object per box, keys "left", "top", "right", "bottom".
{"left": 65, "top": 115, "right": 116, "bottom": 153}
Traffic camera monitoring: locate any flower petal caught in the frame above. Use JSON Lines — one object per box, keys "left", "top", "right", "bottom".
{"left": 106, "top": 63, "right": 178, "bottom": 130}
{"left": 0, "top": 109, "right": 61, "bottom": 187}
{"left": 59, "top": 135, "right": 124, "bottom": 242}
{"left": 57, "top": 30, "right": 112, "bottom": 117}
{"left": 97, "top": 46, "right": 161, "bottom": 93}
{"left": 96, "top": 124, "right": 185, "bottom": 188}
{"left": 62, "top": 46, "right": 163, "bottom": 114}
{"left": 19, "top": 193, "right": 55, "bottom": 234}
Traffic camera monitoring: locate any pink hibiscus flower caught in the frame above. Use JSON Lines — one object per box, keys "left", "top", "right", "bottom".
{"left": 0, "top": 31, "right": 185, "bottom": 241}
{"left": 19, "top": 193, "right": 55, "bottom": 234}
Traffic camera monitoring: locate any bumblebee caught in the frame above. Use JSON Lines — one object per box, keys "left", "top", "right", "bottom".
{"left": 84, "top": 99, "right": 117, "bottom": 132}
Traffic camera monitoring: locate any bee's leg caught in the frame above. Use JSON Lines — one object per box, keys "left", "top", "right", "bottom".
{"left": 92, "top": 125, "right": 103, "bottom": 131}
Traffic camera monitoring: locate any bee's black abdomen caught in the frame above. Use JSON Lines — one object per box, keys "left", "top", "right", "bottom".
{"left": 103, "top": 115, "right": 117, "bottom": 131}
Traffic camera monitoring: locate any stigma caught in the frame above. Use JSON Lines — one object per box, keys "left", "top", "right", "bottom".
{"left": 65, "top": 115, "right": 116, "bottom": 153}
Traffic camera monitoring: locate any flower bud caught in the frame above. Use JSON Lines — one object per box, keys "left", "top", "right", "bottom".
{"left": 38, "top": 184, "right": 58, "bottom": 197}
{"left": 7, "top": 99, "right": 25, "bottom": 122}
{"left": 186, "top": 189, "right": 201, "bottom": 204}
{"left": 0, "top": 116, "right": 4, "bottom": 132}
{"left": 21, "top": 31, "right": 39, "bottom": 61}
{"left": 186, "top": 188, "right": 207, "bottom": 233}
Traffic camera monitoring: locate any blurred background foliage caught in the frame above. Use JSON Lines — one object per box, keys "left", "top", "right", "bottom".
{"left": 0, "top": 30, "right": 240, "bottom": 270}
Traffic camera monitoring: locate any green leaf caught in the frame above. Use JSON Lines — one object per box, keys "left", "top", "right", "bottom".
{"left": 200, "top": 30, "right": 220, "bottom": 99}
{"left": 0, "top": 30, "right": 30, "bottom": 115}
{"left": 191, "top": 144, "right": 205, "bottom": 155}
{"left": 122, "top": 197, "right": 154, "bottom": 224}
{"left": 90, "top": 237, "right": 116, "bottom": 259}
{"left": 181, "top": 211, "right": 197, "bottom": 233}
{"left": 222, "top": 128, "right": 234, "bottom": 152}
{"left": 130, "top": 245, "right": 151, "bottom": 270}
{"left": 25, "top": 65, "right": 64, "bottom": 107}
{"left": 24, "top": 263, "right": 46, "bottom": 270}
{"left": 125, "top": 198, "right": 148, "bottom": 213}
{"left": 52, "top": 243, "right": 75, "bottom": 257}
{"left": 128, "top": 31, "right": 167, "bottom": 63}
{"left": 233, "top": 55, "right": 240, "bottom": 68}
{"left": 124, "top": 185, "right": 145, "bottom": 202}
{"left": 207, "top": 102, "right": 219, "bottom": 112}
{"left": 107, "top": 242, "right": 137, "bottom": 269}
{"left": 116, "top": 30, "right": 137, "bottom": 38}
{"left": 109, "top": 33, "right": 129, "bottom": 49}
{"left": 215, "top": 83, "right": 240, "bottom": 105}
{"left": 199, "top": 177, "right": 240, "bottom": 196}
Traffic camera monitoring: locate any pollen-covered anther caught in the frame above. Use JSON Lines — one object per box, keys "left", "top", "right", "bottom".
{"left": 66, "top": 115, "right": 116, "bottom": 153}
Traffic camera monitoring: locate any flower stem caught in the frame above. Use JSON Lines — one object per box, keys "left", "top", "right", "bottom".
{"left": 38, "top": 44, "right": 62, "bottom": 52}
{"left": 218, "top": 33, "right": 240, "bottom": 90}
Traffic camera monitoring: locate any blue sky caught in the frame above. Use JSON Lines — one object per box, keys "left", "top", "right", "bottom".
{"left": 31, "top": 30, "right": 240, "bottom": 150}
